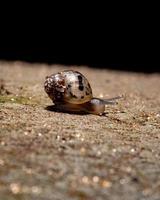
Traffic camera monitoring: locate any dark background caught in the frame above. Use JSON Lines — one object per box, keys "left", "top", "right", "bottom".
{"left": 0, "top": 48, "right": 159, "bottom": 73}
{"left": 0, "top": 1, "right": 159, "bottom": 73}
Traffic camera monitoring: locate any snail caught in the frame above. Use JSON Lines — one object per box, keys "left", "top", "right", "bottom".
{"left": 44, "top": 70, "right": 121, "bottom": 115}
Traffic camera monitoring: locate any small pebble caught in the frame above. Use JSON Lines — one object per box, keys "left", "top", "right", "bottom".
{"left": 130, "top": 148, "right": 135, "bottom": 153}
{"left": 0, "top": 159, "right": 4, "bottom": 166}
{"left": 92, "top": 176, "right": 99, "bottom": 183}
{"left": 101, "top": 180, "right": 112, "bottom": 188}
{"left": 10, "top": 183, "right": 21, "bottom": 194}
{"left": 82, "top": 176, "right": 89, "bottom": 184}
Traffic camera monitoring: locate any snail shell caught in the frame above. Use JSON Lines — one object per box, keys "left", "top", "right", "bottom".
{"left": 44, "top": 70, "right": 92, "bottom": 104}
{"left": 44, "top": 70, "right": 121, "bottom": 115}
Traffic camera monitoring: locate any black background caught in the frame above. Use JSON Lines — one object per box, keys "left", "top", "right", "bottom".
{"left": 0, "top": 48, "right": 159, "bottom": 73}
{"left": 0, "top": 1, "right": 159, "bottom": 73}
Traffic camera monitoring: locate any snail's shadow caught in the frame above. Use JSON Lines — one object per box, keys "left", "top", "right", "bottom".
{"left": 45, "top": 105, "right": 90, "bottom": 116}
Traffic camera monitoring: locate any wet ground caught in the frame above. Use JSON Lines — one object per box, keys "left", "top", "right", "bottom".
{"left": 0, "top": 61, "right": 160, "bottom": 200}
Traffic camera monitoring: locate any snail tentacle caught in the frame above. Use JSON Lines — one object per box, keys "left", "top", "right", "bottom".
{"left": 101, "top": 96, "right": 123, "bottom": 105}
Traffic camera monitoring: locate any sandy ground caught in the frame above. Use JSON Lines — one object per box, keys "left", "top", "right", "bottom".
{"left": 0, "top": 61, "right": 160, "bottom": 200}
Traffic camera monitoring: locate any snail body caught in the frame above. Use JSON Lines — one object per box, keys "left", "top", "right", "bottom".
{"left": 44, "top": 70, "right": 120, "bottom": 115}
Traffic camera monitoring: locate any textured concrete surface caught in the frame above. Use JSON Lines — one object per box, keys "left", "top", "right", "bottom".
{"left": 0, "top": 61, "right": 160, "bottom": 200}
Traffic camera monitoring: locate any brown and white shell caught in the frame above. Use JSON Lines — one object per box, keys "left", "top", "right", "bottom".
{"left": 44, "top": 70, "right": 93, "bottom": 104}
